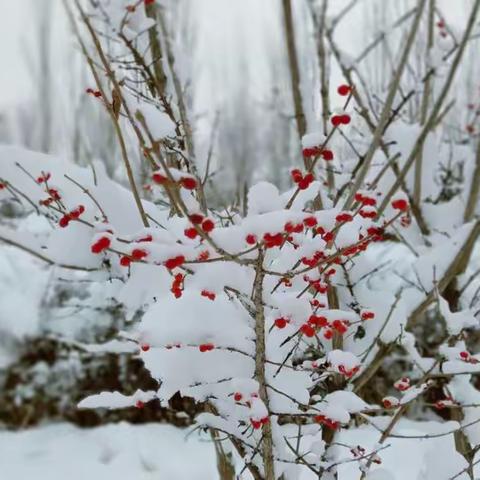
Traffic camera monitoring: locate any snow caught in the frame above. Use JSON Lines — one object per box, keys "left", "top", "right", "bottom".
{"left": 0, "top": 420, "right": 477, "bottom": 479}
{"left": 0, "top": 423, "right": 218, "bottom": 480}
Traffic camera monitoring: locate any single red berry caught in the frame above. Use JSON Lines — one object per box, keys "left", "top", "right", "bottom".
{"left": 337, "top": 84, "right": 351, "bottom": 96}
{"left": 152, "top": 172, "right": 168, "bottom": 184}
{"left": 304, "top": 216, "right": 317, "bottom": 228}
{"left": 274, "top": 317, "right": 288, "bottom": 329}
{"left": 246, "top": 234, "right": 257, "bottom": 245}
{"left": 120, "top": 256, "right": 131, "bottom": 267}
{"left": 201, "top": 219, "right": 215, "bottom": 233}
{"left": 321, "top": 149, "right": 334, "bottom": 161}
{"left": 93, "top": 91, "right": 102, "bottom": 98}
{"left": 135, "top": 400, "right": 145, "bottom": 409}
{"left": 184, "top": 227, "right": 198, "bottom": 239}
{"left": 322, "top": 231, "right": 334, "bottom": 242}
{"left": 460, "top": 351, "right": 470, "bottom": 360}
{"left": 131, "top": 249, "right": 148, "bottom": 260}
{"left": 141, "top": 343, "right": 150, "bottom": 352}
{"left": 323, "top": 328, "right": 333, "bottom": 340}
{"left": 180, "top": 177, "right": 197, "bottom": 190}
{"left": 340, "top": 114, "right": 351, "bottom": 125}
{"left": 391, "top": 199, "right": 409, "bottom": 211}
{"left": 234, "top": 392, "right": 243, "bottom": 402}
{"left": 297, "top": 178, "right": 310, "bottom": 190}
{"left": 189, "top": 213, "right": 204, "bottom": 224}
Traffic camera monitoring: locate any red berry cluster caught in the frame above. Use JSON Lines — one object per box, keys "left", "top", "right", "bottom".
{"left": 171, "top": 273, "right": 184, "bottom": 298}
{"left": 331, "top": 113, "right": 351, "bottom": 127}
{"left": 291, "top": 169, "right": 315, "bottom": 190}
{"left": 36, "top": 172, "right": 51, "bottom": 184}
{"left": 391, "top": 199, "right": 409, "bottom": 211}
{"left": 302, "top": 147, "right": 334, "bottom": 161}
{"left": 86, "top": 88, "right": 102, "bottom": 98}
{"left": 164, "top": 255, "right": 185, "bottom": 270}
{"left": 314, "top": 414, "right": 339, "bottom": 430}
{"left": 263, "top": 232, "right": 284, "bottom": 249}
{"left": 91, "top": 236, "right": 111, "bottom": 254}
{"left": 338, "top": 364, "right": 360, "bottom": 378}
{"left": 199, "top": 343, "right": 215, "bottom": 352}
{"left": 335, "top": 212, "right": 353, "bottom": 223}
{"left": 59, "top": 205, "right": 85, "bottom": 228}
{"left": 201, "top": 289, "right": 216, "bottom": 301}
{"left": 251, "top": 417, "right": 269, "bottom": 430}
{"left": 152, "top": 171, "right": 197, "bottom": 191}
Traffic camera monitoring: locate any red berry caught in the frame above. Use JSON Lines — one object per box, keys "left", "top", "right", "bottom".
{"left": 152, "top": 172, "right": 168, "bottom": 185}
{"left": 201, "top": 290, "right": 216, "bottom": 301}
{"left": 189, "top": 213, "right": 204, "bottom": 224}
{"left": 59, "top": 215, "right": 70, "bottom": 228}
{"left": 304, "top": 216, "right": 317, "bottom": 227}
{"left": 460, "top": 351, "right": 470, "bottom": 360}
{"left": 91, "top": 236, "right": 111, "bottom": 254}
{"left": 322, "top": 231, "right": 334, "bottom": 242}
{"left": 199, "top": 343, "right": 214, "bottom": 352}
{"left": 120, "top": 256, "right": 131, "bottom": 267}
{"left": 274, "top": 317, "right": 288, "bottom": 329}
{"left": 337, "top": 84, "right": 351, "bottom": 96}
{"left": 291, "top": 169, "right": 303, "bottom": 183}
{"left": 331, "top": 115, "right": 342, "bottom": 126}
{"left": 131, "top": 249, "right": 148, "bottom": 260}
{"left": 201, "top": 219, "right": 215, "bottom": 233}
{"left": 251, "top": 419, "right": 262, "bottom": 430}
{"left": 300, "top": 323, "right": 316, "bottom": 337}
{"left": 391, "top": 199, "right": 409, "bottom": 211}
{"left": 361, "top": 310, "right": 375, "bottom": 320}
{"left": 323, "top": 328, "right": 333, "bottom": 340}
{"left": 308, "top": 315, "right": 328, "bottom": 328}
{"left": 135, "top": 400, "right": 145, "bottom": 409}
{"left": 336, "top": 212, "right": 353, "bottom": 223}
{"left": 321, "top": 149, "right": 334, "bottom": 161}
{"left": 164, "top": 255, "right": 185, "bottom": 270}
{"left": 180, "top": 177, "right": 197, "bottom": 190}
{"left": 140, "top": 343, "right": 150, "bottom": 352}
{"left": 246, "top": 234, "right": 257, "bottom": 245}
{"left": 298, "top": 178, "right": 310, "bottom": 190}
{"left": 234, "top": 392, "right": 243, "bottom": 402}
{"left": 184, "top": 227, "right": 198, "bottom": 239}
{"left": 340, "top": 114, "right": 351, "bottom": 125}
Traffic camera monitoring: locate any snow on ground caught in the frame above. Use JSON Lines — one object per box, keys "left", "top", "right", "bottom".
{"left": 0, "top": 419, "right": 476, "bottom": 480}
{"left": 0, "top": 423, "right": 218, "bottom": 480}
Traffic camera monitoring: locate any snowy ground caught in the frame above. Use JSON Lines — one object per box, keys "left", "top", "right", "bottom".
{"left": 0, "top": 423, "right": 218, "bottom": 480}
{"left": 0, "top": 419, "right": 476, "bottom": 479}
